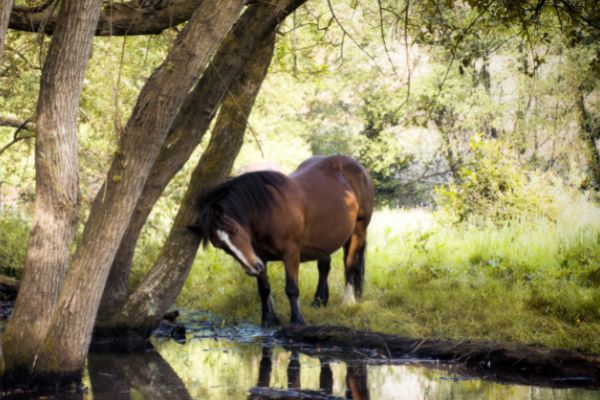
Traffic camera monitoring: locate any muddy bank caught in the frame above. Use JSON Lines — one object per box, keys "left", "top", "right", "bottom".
{"left": 277, "top": 325, "right": 600, "bottom": 389}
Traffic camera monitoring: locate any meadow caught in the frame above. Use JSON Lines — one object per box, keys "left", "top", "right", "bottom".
{"left": 164, "top": 193, "right": 600, "bottom": 354}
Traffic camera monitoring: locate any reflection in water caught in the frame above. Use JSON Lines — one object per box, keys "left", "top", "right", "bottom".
{"left": 79, "top": 335, "right": 600, "bottom": 399}
{"left": 346, "top": 363, "right": 369, "bottom": 400}
{"left": 88, "top": 345, "right": 191, "bottom": 400}
{"left": 248, "top": 346, "right": 369, "bottom": 399}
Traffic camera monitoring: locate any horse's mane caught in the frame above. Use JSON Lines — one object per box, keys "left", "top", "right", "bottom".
{"left": 192, "top": 171, "right": 287, "bottom": 246}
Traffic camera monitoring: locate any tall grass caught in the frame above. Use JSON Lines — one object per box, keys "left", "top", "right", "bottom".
{"left": 177, "top": 195, "right": 600, "bottom": 354}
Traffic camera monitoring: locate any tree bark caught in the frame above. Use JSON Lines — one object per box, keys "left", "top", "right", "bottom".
{"left": 98, "top": 30, "right": 276, "bottom": 340}
{"left": 2, "top": 0, "right": 103, "bottom": 375}
{"left": 0, "top": 0, "right": 13, "bottom": 65}
{"left": 577, "top": 89, "right": 600, "bottom": 191}
{"left": 31, "top": 0, "right": 244, "bottom": 377}
{"left": 97, "top": 0, "right": 306, "bottom": 325}
{"left": 9, "top": 0, "right": 202, "bottom": 36}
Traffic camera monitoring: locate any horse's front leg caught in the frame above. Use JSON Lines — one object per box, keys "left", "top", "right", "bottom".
{"left": 256, "top": 264, "right": 280, "bottom": 327}
{"left": 283, "top": 248, "right": 305, "bottom": 325}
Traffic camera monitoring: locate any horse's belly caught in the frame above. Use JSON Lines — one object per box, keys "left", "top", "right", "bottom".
{"left": 299, "top": 225, "right": 353, "bottom": 261}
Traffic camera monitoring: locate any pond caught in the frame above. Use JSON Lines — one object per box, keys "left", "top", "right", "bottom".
{"left": 4, "top": 312, "right": 600, "bottom": 399}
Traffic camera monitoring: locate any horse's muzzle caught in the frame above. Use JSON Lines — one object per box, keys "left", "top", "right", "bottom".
{"left": 254, "top": 262, "right": 265, "bottom": 275}
{"left": 243, "top": 261, "right": 264, "bottom": 276}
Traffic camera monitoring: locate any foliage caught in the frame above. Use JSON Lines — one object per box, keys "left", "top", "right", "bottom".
{"left": 0, "top": 211, "right": 28, "bottom": 278}
{"left": 435, "top": 135, "right": 559, "bottom": 224}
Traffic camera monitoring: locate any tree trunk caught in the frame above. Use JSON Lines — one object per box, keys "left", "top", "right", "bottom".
{"left": 30, "top": 0, "right": 243, "bottom": 378}
{"left": 2, "top": 0, "right": 103, "bottom": 376}
{"left": 99, "top": 30, "right": 276, "bottom": 340}
{"left": 0, "top": 0, "right": 13, "bottom": 65}
{"left": 97, "top": 0, "right": 306, "bottom": 325}
{"left": 577, "top": 89, "right": 600, "bottom": 191}
{"left": 432, "top": 107, "right": 461, "bottom": 182}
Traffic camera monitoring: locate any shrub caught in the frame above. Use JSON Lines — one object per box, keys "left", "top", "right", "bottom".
{"left": 435, "top": 135, "right": 558, "bottom": 224}
{"left": 0, "top": 211, "right": 29, "bottom": 277}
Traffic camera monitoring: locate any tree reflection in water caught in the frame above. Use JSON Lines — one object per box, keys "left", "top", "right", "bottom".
{"left": 88, "top": 344, "right": 192, "bottom": 400}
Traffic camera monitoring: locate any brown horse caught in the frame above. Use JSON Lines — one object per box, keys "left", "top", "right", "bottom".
{"left": 190, "top": 155, "right": 374, "bottom": 326}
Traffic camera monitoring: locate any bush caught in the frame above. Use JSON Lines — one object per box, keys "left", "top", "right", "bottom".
{"left": 0, "top": 211, "right": 29, "bottom": 277}
{"left": 435, "top": 135, "right": 558, "bottom": 224}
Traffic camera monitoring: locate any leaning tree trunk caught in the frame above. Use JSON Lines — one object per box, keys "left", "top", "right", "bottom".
{"left": 97, "top": 0, "right": 306, "bottom": 325}
{"left": 2, "top": 0, "right": 103, "bottom": 376}
{"left": 98, "top": 30, "right": 277, "bottom": 339}
{"left": 0, "top": 0, "right": 13, "bottom": 65}
{"left": 29, "top": 0, "right": 244, "bottom": 378}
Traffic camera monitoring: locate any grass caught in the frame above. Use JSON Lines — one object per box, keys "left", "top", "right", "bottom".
{"left": 1, "top": 188, "right": 599, "bottom": 355}
{"left": 177, "top": 198, "right": 600, "bottom": 355}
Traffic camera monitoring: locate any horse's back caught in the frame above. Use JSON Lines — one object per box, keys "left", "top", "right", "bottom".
{"left": 287, "top": 156, "right": 373, "bottom": 258}
{"left": 292, "top": 155, "right": 374, "bottom": 223}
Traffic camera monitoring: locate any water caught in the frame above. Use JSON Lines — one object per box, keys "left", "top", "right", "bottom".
{"left": 86, "top": 338, "right": 597, "bottom": 399}
{"left": 3, "top": 314, "right": 600, "bottom": 399}
{"left": 84, "top": 316, "right": 600, "bottom": 400}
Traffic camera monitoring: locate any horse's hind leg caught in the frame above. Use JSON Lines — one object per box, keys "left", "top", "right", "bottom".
{"left": 312, "top": 256, "right": 331, "bottom": 308}
{"left": 342, "top": 221, "right": 367, "bottom": 305}
{"left": 256, "top": 265, "right": 280, "bottom": 327}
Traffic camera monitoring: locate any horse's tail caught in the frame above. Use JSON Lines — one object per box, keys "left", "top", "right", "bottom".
{"left": 354, "top": 240, "right": 367, "bottom": 298}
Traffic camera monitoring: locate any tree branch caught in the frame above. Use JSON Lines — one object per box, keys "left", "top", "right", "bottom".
{"left": 0, "top": 116, "right": 36, "bottom": 131}
{"left": 9, "top": 0, "right": 203, "bottom": 36}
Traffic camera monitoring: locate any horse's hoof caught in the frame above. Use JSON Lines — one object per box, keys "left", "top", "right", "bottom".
{"left": 262, "top": 315, "right": 280, "bottom": 328}
{"left": 290, "top": 317, "right": 306, "bottom": 326}
{"left": 311, "top": 298, "right": 323, "bottom": 308}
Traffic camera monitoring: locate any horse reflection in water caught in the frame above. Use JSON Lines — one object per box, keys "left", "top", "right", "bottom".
{"left": 190, "top": 155, "right": 374, "bottom": 326}
{"left": 249, "top": 345, "right": 369, "bottom": 400}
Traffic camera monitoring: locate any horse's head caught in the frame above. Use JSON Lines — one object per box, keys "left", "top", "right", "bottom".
{"left": 210, "top": 213, "right": 265, "bottom": 276}
{"left": 190, "top": 206, "right": 264, "bottom": 277}
{"left": 190, "top": 171, "right": 286, "bottom": 276}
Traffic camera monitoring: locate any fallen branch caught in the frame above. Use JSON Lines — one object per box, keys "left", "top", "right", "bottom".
{"left": 277, "top": 325, "right": 600, "bottom": 389}
{"left": 0, "top": 275, "right": 19, "bottom": 294}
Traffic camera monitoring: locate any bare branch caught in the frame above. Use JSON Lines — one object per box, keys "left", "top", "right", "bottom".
{"left": 9, "top": 0, "right": 203, "bottom": 36}
{"left": 0, "top": 116, "right": 35, "bottom": 131}
{"left": 376, "top": 0, "right": 399, "bottom": 76}
{"left": 326, "top": 0, "right": 385, "bottom": 75}
{"left": 402, "top": 0, "right": 411, "bottom": 114}
{"left": 557, "top": 0, "right": 600, "bottom": 30}
{"left": 0, "top": 117, "right": 36, "bottom": 156}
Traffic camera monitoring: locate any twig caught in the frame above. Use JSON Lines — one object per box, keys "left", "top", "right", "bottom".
{"left": 557, "top": 0, "right": 600, "bottom": 30}
{"left": 376, "top": 0, "right": 399, "bottom": 76}
{"left": 326, "top": 0, "right": 385, "bottom": 75}
{"left": 0, "top": 116, "right": 35, "bottom": 131}
{"left": 403, "top": 0, "right": 411, "bottom": 115}
{"left": 0, "top": 118, "right": 35, "bottom": 157}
